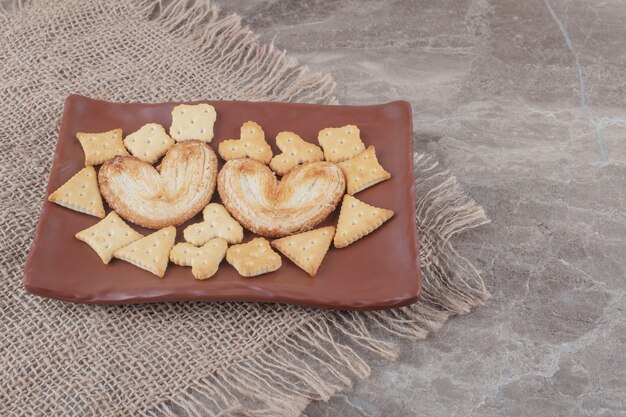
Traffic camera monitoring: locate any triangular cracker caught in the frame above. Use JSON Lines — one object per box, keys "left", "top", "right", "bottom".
{"left": 48, "top": 166, "right": 105, "bottom": 218}
{"left": 77, "top": 129, "right": 129, "bottom": 166}
{"left": 114, "top": 226, "right": 176, "bottom": 277}
{"left": 271, "top": 226, "right": 335, "bottom": 276}
{"left": 170, "top": 103, "right": 217, "bottom": 142}
{"left": 169, "top": 239, "right": 228, "bottom": 280}
{"left": 269, "top": 131, "right": 324, "bottom": 176}
{"left": 124, "top": 123, "right": 175, "bottom": 164}
{"left": 183, "top": 203, "right": 244, "bottom": 246}
{"left": 75, "top": 212, "right": 143, "bottom": 264}
{"left": 338, "top": 146, "right": 391, "bottom": 195}
{"left": 226, "top": 238, "right": 282, "bottom": 277}
{"left": 218, "top": 121, "right": 273, "bottom": 164}
{"left": 318, "top": 125, "right": 365, "bottom": 163}
{"left": 334, "top": 195, "right": 394, "bottom": 248}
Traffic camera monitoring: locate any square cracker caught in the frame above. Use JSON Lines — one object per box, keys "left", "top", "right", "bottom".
{"left": 218, "top": 121, "right": 273, "bottom": 164}
{"left": 169, "top": 239, "right": 228, "bottom": 280}
{"left": 170, "top": 103, "right": 217, "bottom": 142}
{"left": 226, "top": 238, "right": 281, "bottom": 277}
{"left": 75, "top": 211, "right": 143, "bottom": 264}
{"left": 124, "top": 123, "right": 174, "bottom": 164}
{"left": 48, "top": 166, "right": 105, "bottom": 218}
{"left": 77, "top": 128, "right": 129, "bottom": 166}
{"left": 338, "top": 146, "right": 391, "bottom": 195}
{"left": 271, "top": 226, "right": 335, "bottom": 276}
{"left": 334, "top": 195, "right": 394, "bottom": 248}
{"left": 318, "top": 124, "right": 365, "bottom": 163}
{"left": 269, "top": 131, "right": 324, "bottom": 176}
{"left": 183, "top": 203, "right": 244, "bottom": 246}
{"left": 114, "top": 226, "right": 176, "bottom": 278}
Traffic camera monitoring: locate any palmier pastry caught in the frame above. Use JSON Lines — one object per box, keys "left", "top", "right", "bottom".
{"left": 218, "top": 159, "right": 345, "bottom": 237}
{"left": 99, "top": 141, "right": 218, "bottom": 229}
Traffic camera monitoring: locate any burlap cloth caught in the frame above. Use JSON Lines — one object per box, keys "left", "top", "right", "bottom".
{"left": 0, "top": 1, "right": 491, "bottom": 416}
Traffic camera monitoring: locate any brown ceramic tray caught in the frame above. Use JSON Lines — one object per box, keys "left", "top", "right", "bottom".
{"left": 23, "top": 95, "right": 421, "bottom": 310}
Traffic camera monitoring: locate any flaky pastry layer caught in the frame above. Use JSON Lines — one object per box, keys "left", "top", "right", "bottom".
{"left": 99, "top": 141, "right": 217, "bottom": 229}
{"left": 218, "top": 159, "right": 345, "bottom": 237}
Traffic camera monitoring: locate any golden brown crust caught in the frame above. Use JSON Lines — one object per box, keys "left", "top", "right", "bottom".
{"left": 333, "top": 194, "right": 394, "bottom": 248}
{"left": 218, "top": 159, "right": 345, "bottom": 237}
{"left": 271, "top": 226, "right": 335, "bottom": 276}
{"left": 99, "top": 141, "right": 217, "bottom": 229}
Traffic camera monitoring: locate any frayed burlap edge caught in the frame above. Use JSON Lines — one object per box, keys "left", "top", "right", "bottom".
{"left": 0, "top": 0, "right": 338, "bottom": 104}
{"left": 139, "top": 0, "right": 339, "bottom": 105}
{"left": 143, "top": 153, "right": 491, "bottom": 417}
{"left": 1, "top": 1, "right": 490, "bottom": 416}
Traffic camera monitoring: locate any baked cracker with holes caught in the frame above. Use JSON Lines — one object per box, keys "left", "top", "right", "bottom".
{"left": 226, "top": 238, "right": 281, "bottom": 277}
{"left": 334, "top": 195, "right": 394, "bottom": 248}
{"left": 114, "top": 226, "right": 176, "bottom": 277}
{"left": 75, "top": 212, "right": 143, "bottom": 264}
{"left": 77, "top": 129, "right": 129, "bottom": 166}
{"left": 271, "top": 226, "right": 335, "bottom": 276}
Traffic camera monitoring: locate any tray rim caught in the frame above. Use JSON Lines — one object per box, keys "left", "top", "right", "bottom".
{"left": 23, "top": 94, "right": 421, "bottom": 311}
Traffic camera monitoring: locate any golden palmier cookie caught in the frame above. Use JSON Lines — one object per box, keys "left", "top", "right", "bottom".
{"left": 338, "top": 146, "right": 391, "bottom": 195}
{"left": 123, "top": 123, "right": 174, "bottom": 164}
{"left": 271, "top": 226, "right": 335, "bottom": 276}
{"left": 218, "top": 159, "right": 345, "bottom": 238}
{"left": 48, "top": 166, "right": 105, "bottom": 218}
{"left": 317, "top": 124, "right": 365, "bottom": 163}
{"left": 269, "top": 131, "right": 324, "bottom": 176}
{"left": 183, "top": 203, "right": 244, "bottom": 246}
{"left": 218, "top": 121, "right": 272, "bottom": 164}
{"left": 169, "top": 239, "right": 228, "bottom": 280}
{"left": 77, "top": 129, "right": 129, "bottom": 166}
{"left": 170, "top": 103, "right": 217, "bottom": 142}
{"left": 75, "top": 212, "right": 143, "bottom": 264}
{"left": 334, "top": 195, "right": 394, "bottom": 248}
{"left": 99, "top": 141, "right": 217, "bottom": 229}
{"left": 226, "top": 238, "right": 281, "bottom": 277}
{"left": 114, "top": 226, "right": 176, "bottom": 278}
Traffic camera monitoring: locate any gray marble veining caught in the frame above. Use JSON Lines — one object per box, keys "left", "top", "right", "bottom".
{"left": 219, "top": 1, "right": 626, "bottom": 415}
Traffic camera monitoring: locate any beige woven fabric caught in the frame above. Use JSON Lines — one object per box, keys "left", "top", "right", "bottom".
{"left": 0, "top": 1, "right": 491, "bottom": 416}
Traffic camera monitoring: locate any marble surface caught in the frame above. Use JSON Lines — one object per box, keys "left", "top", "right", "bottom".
{"left": 218, "top": 1, "right": 626, "bottom": 416}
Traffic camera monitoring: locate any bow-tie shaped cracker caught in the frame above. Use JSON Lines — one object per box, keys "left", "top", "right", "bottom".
{"left": 169, "top": 239, "right": 228, "bottom": 280}
{"left": 337, "top": 145, "right": 391, "bottom": 195}
{"left": 226, "top": 238, "right": 281, "bottom": 277}
{"left": 269, "top": 131, "right": 324, "bottom": 176}
{"left": 183, "top": 203, "right": 244, "bottom": 246}
{"left": 218, "top": 121, "right": 273, "bottom": 164}
{"left": 76, "top": 129, "right": 129, "bottom": 166}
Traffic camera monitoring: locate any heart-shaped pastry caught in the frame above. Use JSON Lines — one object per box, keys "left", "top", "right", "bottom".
{"left": 218, "top": 159, "right": 345, "bottom": 237}
{"left": 99, "top": 141, "right": 217, "bottom": 229}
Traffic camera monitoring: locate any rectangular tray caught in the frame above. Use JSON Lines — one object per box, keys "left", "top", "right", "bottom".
{"left": 24, "top": 95, "right": 420, "bottom": 310}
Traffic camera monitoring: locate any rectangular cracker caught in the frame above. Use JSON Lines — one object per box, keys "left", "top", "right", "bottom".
{"left": 170, "top": 103, "right": 217, "bottom": 142}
